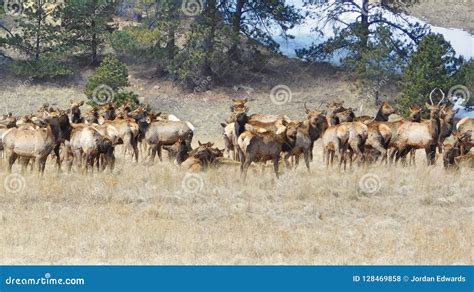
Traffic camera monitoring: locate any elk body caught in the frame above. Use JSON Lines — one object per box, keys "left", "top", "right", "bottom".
{"left": 138, "top": 118, "right": 194, "bottom": 163}
{"left": 395, "top": 103, "right": 442, "bottom": 165}
{"left": 285, "top": 103, "right": 328, "bottom": 171}
{"left": 238, "top": 120, "right": 300, "bottom": 180}
{"left": 66, "top": 125, "right": 116, "bottom": 172}
{"left": 2, "top": 114, "right": 72, "bottom": 174}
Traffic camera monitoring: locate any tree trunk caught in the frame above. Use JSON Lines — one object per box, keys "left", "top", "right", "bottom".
{"left": 35, "top": 8, "right": 42, "bottom": 62}
{"left": 202, "top": 0, "right": 217, "bottom": 78}
{"left": 229, "top": 0, "right": 245, "bottom": 63}
{"left": 360, "top": 0, "right": 369, "bottom": 52}
{"left": 91, "top": 22, "right": 98, "bottom": 65}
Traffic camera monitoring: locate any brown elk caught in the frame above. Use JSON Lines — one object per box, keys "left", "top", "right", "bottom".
{"left": 395, "top": 88, "right": 445, "bottom": 165}
{"left": 442, "top": 131, "right": 472, "bottom": 168}
{"left": 137, "top": 117, "right": 194, "bottom": 163}
{"left": 66, "top": 125, "right": 116, "bottom": 173}
{"left": 68, "top": 100, "right": 85, "bottom": 123}
{"left": 285, "top": 103, "right": 328, "bottom": 171}
{"left": 163, "top": 137, "right": 189, "bottom": 165}
{"left": 355, "top": 101, "right": 396, "bottom": 123}
{"left": 456, "top": 117, "right": 473, "bottom": 143}
{"left": 221, "top": 122, "right": 238, "bottom": 160}
{"left": 238, "top": 120, "right": 300, "bottom": 180}
{"left": 181, "top": 141, "right": 223, "bottom": 171}
{"left": 3, "top": 113, "right": 72, "bottom": 173}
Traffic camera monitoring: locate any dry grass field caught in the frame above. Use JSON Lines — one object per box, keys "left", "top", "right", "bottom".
{"left": 0, "top": 144, "right": 472, "bottom": 265}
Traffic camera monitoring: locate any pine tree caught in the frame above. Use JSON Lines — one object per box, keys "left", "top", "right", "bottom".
{"left": 62, "top": 0, "right": 117, "bottom": 65}
{"left": 398, "top": 34, "right": 461, "bottom": 115}
{"left": 0, "top": 1, "right": 72, "bottom": 77}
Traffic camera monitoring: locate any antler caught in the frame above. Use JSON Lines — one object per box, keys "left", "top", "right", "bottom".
{"left": 430, "top": 87, "right": 444, "bottom": 105}
{"left": 438, "top": 89, "right": 445, "bottom": 105}
{"left": 304, "top": 102, "right": 309, "bottom": 112}
{"left": 429, "top": 88, "right": 437, "bottom": 105}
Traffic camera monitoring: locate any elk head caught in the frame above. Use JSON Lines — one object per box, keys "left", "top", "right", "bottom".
{"left": 408, "top": 105, "right": 423, "bottom": 122}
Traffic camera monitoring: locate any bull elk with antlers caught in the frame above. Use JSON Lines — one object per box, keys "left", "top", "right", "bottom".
{"left": 395, "top": 88, "right": 445, "bottom": 166}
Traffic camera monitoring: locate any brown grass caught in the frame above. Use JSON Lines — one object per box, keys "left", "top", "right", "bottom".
{"left": 0, "top": 144, "right": 472, "bottom": 265}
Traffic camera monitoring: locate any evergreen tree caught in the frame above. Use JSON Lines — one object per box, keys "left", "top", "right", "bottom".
{"left": 62, "top": 0, "right": 117, "bottom": 65}
{"left": 398, "top": 34, "right": 461, "bottom": 115}
{"left": 0, "top": 1, "right": 72, "bottom": 77}
{"left": 297, "top": 0, "right": 430, "bottom": 92}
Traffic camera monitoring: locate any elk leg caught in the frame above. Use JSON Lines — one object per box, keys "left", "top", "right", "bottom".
{"left": 131, "top": 137, "right": 139, "bottom": 163}
{"left": 273, "top": 157, "right": 280, "bottom": 179}
{"left": 309, "top": 142, "right": 314, "bottom": 161}
{"left": 303, "top": 150, "right": 310, "bottom": 172}
{"left": 20, "top": 157, "right": 28, "bottom": 174}
{"left": 295, "top": 154, "right": 300, "bottom": 168}
{"left": 38, "top": 157, "right": 47, "bottom": 175}
{"left": 284, "top": 152, "right": 292, "bottom": 169}
{"left": 7, "top": 152, "right": 18, "bottom": 173}
{"left": 241, "top": 158, "right": 252, "bottom": 181}
{"left": 157, "top": 144, "right": 163, "bottom": 162}
{"left": 425, "top": 145, "right": 436, "bottom": 166}
{"left": 150, "top": 146, "right": 157, "bottom": 163}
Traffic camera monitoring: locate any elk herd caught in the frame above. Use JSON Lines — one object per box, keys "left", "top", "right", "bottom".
{"left": 0, "top": 88, "right": 473, "bottom": 179}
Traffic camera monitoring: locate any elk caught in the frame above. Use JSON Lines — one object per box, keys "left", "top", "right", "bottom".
{"left": 321, "top": 123, "right": 350, "bottom": 168}
{"left": 285, "top": 103, "right": 328, "bottom": 171}
{"left": 355, "top": 101, "right": 396, "bottom": 123}
{"left": 2, "top": 113, "right": 72, "bottom": 174}
{"left": 456, "top": 117, "right": 474, "bottom": 143}
{"left": 220, "top": 122, "right": 238, "bottom": 160}
{"left": 66, "top": 125, "right": 116, "bottom": 173}
{"left": 238, "top": 120, "right": 300, "bottom": 180}
{"left": 100, "top": 118, "right": 139, "bottom": 162}
{"left": 163, "top": 137, "right": 189, "bottom": 165}
{"left": 327, "top": 101, "right": 346, "bottom": 126}
{"left": 181, "top": 141, "right": 223, "bottom": 171}
{"left": 442, "top": 131, "right": 472, "bottom": 168}
{"left": 395, "top": 88, "right": 445, "bottom": 166}
{"left": 137, "top": 117, "right": 194, "bottom": 163}
{"left": 68, "top": 100, "right": 85, "bottom": 123}
{"left": 358, "top": 103, "right": 396, "bottom": 164}
{"left": 406, "top": 105, "right": 423, "bottom": 165}
{"left": 0, "top": 113, "right": 16, "bottom": 128}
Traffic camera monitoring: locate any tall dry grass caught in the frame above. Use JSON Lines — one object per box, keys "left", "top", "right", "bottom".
{"left": 0, "top": 143, "right": 472, "bottom": 265}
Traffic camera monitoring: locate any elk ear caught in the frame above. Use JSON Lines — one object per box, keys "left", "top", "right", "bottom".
{"left": 220, "top": 123, "right": 227, "bottom": 128}
{"left": 425, "top": 102, "right": 432, "bottom": 109}
{"left": 198, "top": 141, "right": 202, "bottom": 146}
{"left": 281, "top": 120, "right": 288, "bottom": 127}
{"left": 78, "top": 101, "right": 84, "bottom": 106}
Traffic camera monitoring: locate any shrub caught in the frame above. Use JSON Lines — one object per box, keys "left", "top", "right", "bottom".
{"left": 84, "top": 55, "right": 129, "bottom": 99}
